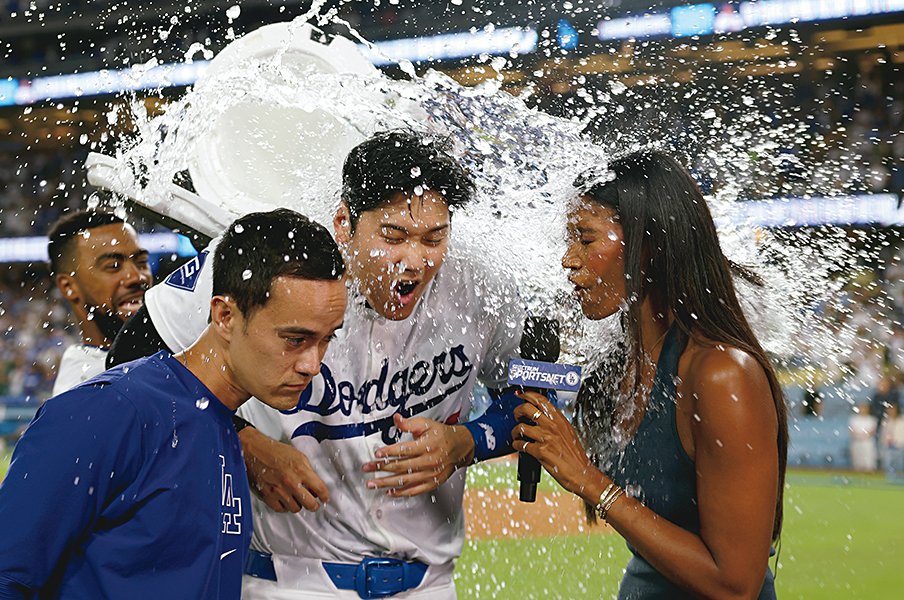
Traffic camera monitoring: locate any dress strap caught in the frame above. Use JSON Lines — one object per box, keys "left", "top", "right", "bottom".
{"left": 649, "top": 323, "right": 689, "bottom": 409}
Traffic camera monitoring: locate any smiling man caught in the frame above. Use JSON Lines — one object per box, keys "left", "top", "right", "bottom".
{"left": 237, "top": 131, "right": 525, "bottom": 599}
{"left": 0, "top": 209, "right": 346, "bottom": 599}
{"left": 47, "top": 210, "right": 153, "bottom": 394}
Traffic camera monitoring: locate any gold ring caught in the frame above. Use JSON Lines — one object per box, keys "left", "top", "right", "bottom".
{"left": 532, "top": 410, "right": 542, "bottom": 422}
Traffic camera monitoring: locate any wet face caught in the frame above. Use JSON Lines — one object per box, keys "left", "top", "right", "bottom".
{"left": 224, "top": 276, "right": 346, "bottom": 411}
{"left": 335, "top": 190, "right": 450, "bottom": 321}
{"left": 562, "top": 197, "right": 627, "bottom": 320}
{"left": 57, "top": 223, "right": 153, "bottom": 339}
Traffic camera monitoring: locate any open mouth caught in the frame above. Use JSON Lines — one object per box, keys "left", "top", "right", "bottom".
{"left": 568, "top": 278, "right": 587, "bottom": 294}
{"left": 394, "top": 280, "right": 419, "bottom": 306}
{"left": 116, "top": 295, "right": 144, "bottom": 315}
{"left": 570, "top": 282, "right": 593, "bottom": 300}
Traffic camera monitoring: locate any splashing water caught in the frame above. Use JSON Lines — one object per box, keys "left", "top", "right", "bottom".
{"left": 101, "top": 11, "right": 862, "bottom": 410}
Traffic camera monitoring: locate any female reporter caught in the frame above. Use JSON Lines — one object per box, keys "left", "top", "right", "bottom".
{"left": 513, "top": 151, "right": 786, "bottom": 599}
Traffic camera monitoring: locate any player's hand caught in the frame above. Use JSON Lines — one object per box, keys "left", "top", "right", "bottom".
{"left": 239, "top": 427, "right": 330, "bottom": 513}
{"left": 363, "top": 413, "right": 476, "bottom": 497}
{"left": 511, "top": 390, "right": 599, "bottom": 498}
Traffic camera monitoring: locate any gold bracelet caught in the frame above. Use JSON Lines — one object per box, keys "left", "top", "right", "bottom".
{"left": 601, "top": 488, "right": 625, "bottom": 521}
{"left": 594, "top": 484, "right": 614, "bottom": 520}
{"left": 594, "top": 482, "right": 620, "bottom": 520}
{"left": 601, "top": 487, "right": 622, "bottom": 515}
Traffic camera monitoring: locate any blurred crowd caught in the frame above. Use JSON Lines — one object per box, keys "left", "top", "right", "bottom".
{"left": 1, "top": 1, "right": 443, "bottom": 79}
{"left": 0, "top": 267, "right": 75, "bottom": 401}
{"left": 561, "top": 52, "right": 904, "bottom": 198}
{"left": 784, "top": 55, "right": 904, "bottom": 197}
{"left": 787, "top": 235, "right": 904, "bottom": 477}
{"left": 840, "top": 241, "right": 904, "bottom": 478}
{"left": 0, "top": 149, "right": 90, "bottom": 237}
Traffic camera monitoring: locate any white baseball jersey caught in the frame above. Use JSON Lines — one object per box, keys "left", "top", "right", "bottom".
{"left": 51, "top": 344, "right": 109, "bottom": 396}
{"left": 144, "top": 241, "right": 525, "bottom": 572}
{"left": 144, "top": 239, "right": 219, "bottom": 353}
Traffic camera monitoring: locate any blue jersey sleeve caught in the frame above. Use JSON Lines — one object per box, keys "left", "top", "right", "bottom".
{"left": 462, "top": 388, "right": 521, "bottom": 462}
{"left": 0, "top": 385, "right": 143, "bottom": 597}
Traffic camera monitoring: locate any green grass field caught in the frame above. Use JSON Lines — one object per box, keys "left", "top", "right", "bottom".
{"left": 1, "top": 451, "right": 901, "bottom": 598}
{"left": 457, "top": 463, "right": 904, "bottom": 599}
{"left": 0, "top": 450, "right": 9, "bottom": 481}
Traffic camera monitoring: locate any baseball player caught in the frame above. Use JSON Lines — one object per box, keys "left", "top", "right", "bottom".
{"left": 46, "top": 210, "right": 152, "bottom": 394}
{"left": 110, "top": 130, "right": 525, "bottom": 598}
{"left": 0, "top": 209, "right": 346, "bottom": 599}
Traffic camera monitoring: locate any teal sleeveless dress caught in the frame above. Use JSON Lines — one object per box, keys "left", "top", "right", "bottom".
{"left": 610, "top": 325, "right": 777, "bottom": 599}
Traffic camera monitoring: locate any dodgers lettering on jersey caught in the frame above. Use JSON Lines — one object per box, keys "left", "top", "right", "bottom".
{"left": 238, "top": 254, "right": 525, "bottom": 569}
{"left": 283, "top": 345, "right": 474, "bottom": 445}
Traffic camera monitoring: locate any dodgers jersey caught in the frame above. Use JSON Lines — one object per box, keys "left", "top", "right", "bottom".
{"left": 0, "top": 353, "right": 251, "bottom": 599}
{"left": 144, "top": 241, "right": 525, "bottom": 569}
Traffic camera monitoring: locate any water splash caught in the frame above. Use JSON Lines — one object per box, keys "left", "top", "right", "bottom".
{"left": 100, "top": 10, "right": 864, "bottom": 414}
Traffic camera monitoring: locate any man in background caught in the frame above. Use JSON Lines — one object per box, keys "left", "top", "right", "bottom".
{"left": 46, "top": 210, "right": 152, "bottom": 394}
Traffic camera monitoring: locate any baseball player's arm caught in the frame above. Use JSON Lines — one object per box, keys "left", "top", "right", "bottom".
{"left": 238, "top": 427, "right": 330, "bottom": 512}
{"left": 362, "top": 413, "right": 476, "bottom": 497}
{"left": 0, "top": 389, "right": 142, "bottom": 597}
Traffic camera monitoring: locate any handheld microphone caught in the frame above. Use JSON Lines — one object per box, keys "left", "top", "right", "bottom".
{"left": 509, "top": 317, "right": 581, "bottom": 503}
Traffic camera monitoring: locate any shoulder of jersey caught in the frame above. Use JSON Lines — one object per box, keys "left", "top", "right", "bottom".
{"left": 438, "top": 252, "right": 520, "bottom": 307}
{"left": 436, "top": 253, "right": 492, "bottom": 290}
{"left": 68, "top": 352, "right": 171, "bottom": 396}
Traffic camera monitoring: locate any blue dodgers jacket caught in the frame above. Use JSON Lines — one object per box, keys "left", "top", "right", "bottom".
{"left": 0, "top": 352, "right": 250, "bottom": 599}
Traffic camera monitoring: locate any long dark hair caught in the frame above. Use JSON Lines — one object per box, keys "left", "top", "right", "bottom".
{"left": 576, "top": 150, "right": 788, "bottom": 542}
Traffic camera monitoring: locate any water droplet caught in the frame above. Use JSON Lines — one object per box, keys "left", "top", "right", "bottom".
{"left": 398, "top": 60, "right": 416, "bottom": 78}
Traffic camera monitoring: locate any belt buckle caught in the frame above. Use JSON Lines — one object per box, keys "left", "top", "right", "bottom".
{"left": 355, "top": 556, "right": 406, "bottom": 599}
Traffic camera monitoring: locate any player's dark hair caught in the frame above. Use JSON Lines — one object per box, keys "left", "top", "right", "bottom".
{"left": 574, "top": 150, "right": 788, "bottom": 542}
{"left": 213, "top": 208, "right": 345, "bottom": 318}
{"left": 341, "top": 129, "right": 474, "bottom": 229}
{"left": 47, "top": 210, "right": 125, "bottom": 275}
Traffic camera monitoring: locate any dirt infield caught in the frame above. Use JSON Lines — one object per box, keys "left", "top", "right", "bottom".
{"left": 463, "top": 488, "right": 611, "bottom": 540}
